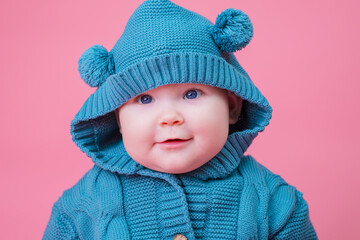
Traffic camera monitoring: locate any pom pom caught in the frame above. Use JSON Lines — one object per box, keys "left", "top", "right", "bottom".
{"left": 78, "top": 45, "right": 115, "bottom": 87}
{"left": 211, "top": 8, "right": 253, "bottom": 52}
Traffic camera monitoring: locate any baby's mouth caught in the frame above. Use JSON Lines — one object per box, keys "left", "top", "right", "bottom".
{"left": 157, "top": 138, "right": 193, "bottom": 148}
{"left": 161, "top": 139, "right": 186, "bottom": 143}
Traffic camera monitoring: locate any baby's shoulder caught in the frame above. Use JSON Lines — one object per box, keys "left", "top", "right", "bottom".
{"left": 59, "top": 165, "right": 124, "bottom": 215}
{"left": 238, "top": 155, "right": 314, "bottom": 238}
{"left": 238, "top": 155, "right": 289, "bottom": 193}
{"left": 44, "top": 166, "right": 131, "bottom": 239}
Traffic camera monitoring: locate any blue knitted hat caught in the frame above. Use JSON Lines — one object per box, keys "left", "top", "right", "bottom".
{"left": 71, "top": 0, "right": 272, "bottom": 176}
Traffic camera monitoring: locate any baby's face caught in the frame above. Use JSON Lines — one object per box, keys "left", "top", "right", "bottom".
{"left": 116, "top": 83, "right": 238, "bottom": 174}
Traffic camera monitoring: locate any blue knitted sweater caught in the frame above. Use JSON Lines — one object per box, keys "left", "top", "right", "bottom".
{"left": 44, "top": 137, "right": 317, "bottom": 239}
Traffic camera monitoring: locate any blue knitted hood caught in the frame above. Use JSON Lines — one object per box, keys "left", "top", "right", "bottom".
{"left": 71, "top": 0, "right": 272, "bottom": 179}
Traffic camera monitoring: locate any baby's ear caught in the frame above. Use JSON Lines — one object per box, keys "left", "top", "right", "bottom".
{"left": 227, "top": 91, "right": 243, "bottom": 125}
{"left": 114, "top": 108, "right": 122, "bottom": 133}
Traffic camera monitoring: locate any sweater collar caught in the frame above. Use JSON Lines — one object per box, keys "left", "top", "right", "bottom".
{"left": 89, "top": 131, "right": 255, "bottom": 181}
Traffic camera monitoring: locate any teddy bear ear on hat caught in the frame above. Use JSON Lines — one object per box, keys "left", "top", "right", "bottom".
{"left": 211, "top": 8, "right": 253, "bottom": 53}
{"left": 78, "top": 45, "right": 115, "bottom": 88}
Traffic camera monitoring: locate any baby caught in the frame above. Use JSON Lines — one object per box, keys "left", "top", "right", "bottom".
{"left": 44, "top": 0, "right": 317, "bottom": 239}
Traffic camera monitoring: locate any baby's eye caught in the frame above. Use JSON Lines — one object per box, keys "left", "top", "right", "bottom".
{"left": 184, "top": 89, "right": 202, "bottom": 100}
{"left": 137, "top": 94, "right": 153, "bottom": 104}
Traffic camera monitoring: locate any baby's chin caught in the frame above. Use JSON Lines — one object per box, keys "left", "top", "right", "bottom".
{"left": 152, "top": 167, "right": 198, "bottom": 174}
{"left": 138, "top": 157, "right": 211, "bottom": 174}
{"left": 157, "top": 166, "right": 198, "bottom": 174}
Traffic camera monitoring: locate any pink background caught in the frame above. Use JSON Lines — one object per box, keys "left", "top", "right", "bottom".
{"left": 1, "top": 0, "right": 359, "bottom": 239}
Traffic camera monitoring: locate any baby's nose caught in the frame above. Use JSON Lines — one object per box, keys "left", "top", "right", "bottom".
{"left": 159, "top": 111, "right": 184, "bottom": 127}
